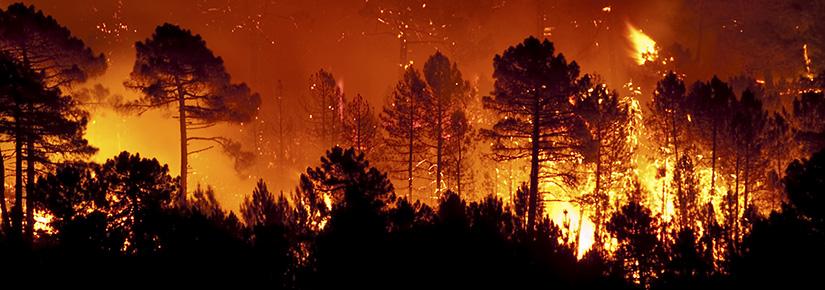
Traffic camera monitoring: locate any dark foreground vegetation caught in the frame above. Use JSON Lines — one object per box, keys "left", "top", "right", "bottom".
{"left": 0, "top": 2, "right": 824, "bottom": 289}
{"left": 0, "top": 147, "right": 822, "bottom": 289}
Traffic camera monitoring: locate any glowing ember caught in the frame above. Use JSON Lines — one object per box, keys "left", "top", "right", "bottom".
{"left": 626, "top": 22, "right": 658, "bottom": 65}
{"left": 804, "top": 43, "right": 815, "bottom": 81}
{"left": 33, "top": 209, "right": 56, "bottom": 237}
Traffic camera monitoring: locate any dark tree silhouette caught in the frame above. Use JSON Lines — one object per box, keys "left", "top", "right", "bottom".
{"left": 340, "top": 93, "right": 378, "bottom": 155}
{"left": 35, "top": 152, "right": 177, "bottom": 254}
{"left": 381, "top": 68, "right": 429, "bottom": 199}
{"left": 607, "top": 202, "right": 664, "bottom": 287}
{"left": 422, "top": 51, "right": 470, "bottom": 194}
{"left": 731, "top": 148, "right": 825, "bottom": 288}
{"left": 305, "top": 69, "right": 343, "bottom": 150}
{"left": 124, "top": 23, "right": 261, "bottom": 198}
{"left": 0, "top": 3, "right": 106, "bottom": 88}
{"left": 0, "top": 3, "right": 104, "bottom": 243}
{"left": 672, "top": 155, "right": 699, "bottom": 231}
{"left": 300, "top": 147, "right": 395, "bottom": 288}
{"left": 445, "top": 110, "right": 474, "bottom": 196}
{"left": 483, "top": 37, "right": 587, "bottom": 232}
{"left": 646, "top": 71, "right": 688, "bottom": 238}
{"left": 685, "top": 77, "right": 734, "bottom": 197}
{"left": 727, "top": 89, "right": 768, "bottom": 242}
{"left": 0, "top": 53, "right": 95, "bottom": 243}
{"left": 240, "top": 179, "right": 294, "bottom": 286}
{"left": 575, "top": 76, "right": 634, "bottom": 246}
{"left": 792, "top": 90, "right": 825, "bottom": 156}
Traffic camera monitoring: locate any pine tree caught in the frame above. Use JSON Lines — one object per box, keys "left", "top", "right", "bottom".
{"left": 574, "top": 76, "right": 634, "bottom": 246}
{"left": 0, "top": 3, "right": 105, "bottom": 243}
{"left": 0, "top": 3, "right": 106, "bottom": 88}
{"left": 422, "top": 51, "right": 470, "bottom": 195}
{"left": 124, "top": 23, "right": 260, "bottom": 199}
{"left": 482, "top": 37, "right": 588, "bottom": 232}
{"left": 381, "top": 68, "right": 429, "bottom": 200}
{"left": 305, "top": 69, "right": 343, "bottom": 150}
{"left": 341, "top": 94, "right": 378, "bottom": 155}
{"left": 0, "top": 54, "right": 95, "bottom": 243}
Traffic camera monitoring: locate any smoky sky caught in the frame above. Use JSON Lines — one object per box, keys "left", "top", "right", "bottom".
{"left": 3, "top": 0, "right": 816, "bottom": 211}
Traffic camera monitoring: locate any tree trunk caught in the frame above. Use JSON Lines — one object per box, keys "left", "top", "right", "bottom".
{"left": 710, "top": 123, "right": 717, "bottom": 195}
{"left": 0, "top": 150, "right": 10, "bottom": 233}
{"left": 177, "top": 84, "right": 188, "bottom": 199}
{"left": 407, "top": 91, "right": 415, "bottom": 200}
{"left": 436, "top": 108, "right": 443, "bottom": 196}
{"left": 457, "top": 137, "right": 462, "bottom": 197}
{"left": 528, "top": 94, "right": 541, "bottom": 232}
{"left": 743, "top": 150, "right": 750, "bottom": 219}
{"left": 25, "top": 139, "right": 35, "bottom": 244}
{"left": 733, "top": 152, "right": 741, "bottom": 246}
{"left": 12, "top": 113, "right": 23, "bottom": 241}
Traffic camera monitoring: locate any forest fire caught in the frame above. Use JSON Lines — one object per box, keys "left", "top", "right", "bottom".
{"left": 1, "top": 0, "right": 824, "bottom": 288}
{"left": 626, "top": 22, "right": 658, "bottom": 65}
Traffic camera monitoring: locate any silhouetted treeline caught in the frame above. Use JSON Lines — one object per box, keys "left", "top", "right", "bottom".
{"left": 1, "top": 2, "right": 825, "bottom": 289}
{"left": 0, "top": 146, "right": 821, "bottom": 288}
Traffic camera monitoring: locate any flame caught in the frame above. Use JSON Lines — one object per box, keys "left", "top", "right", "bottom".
{"left": 804, "top": 43, "right": 814, "bottom": 81}
{"left": 33, "top": 209, "right": 56, "bottom": 237}
{"left": 626, "top": 22, "right": 658, "bottom": 65}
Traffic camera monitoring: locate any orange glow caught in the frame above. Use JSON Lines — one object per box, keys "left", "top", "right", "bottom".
{"left": 804, "top": 43, "right": 814, "bottom": 81}
{"left": 626, "top": 22, "right": 658, "bottom": 65}
{"left": 33, "top": 209, "right": 56, "bottom": 237}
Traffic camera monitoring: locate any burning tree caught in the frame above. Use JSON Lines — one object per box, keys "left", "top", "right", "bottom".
{"left": 305, "top": 69, "right": 344, "bottom": 150}
{"left": 445, "top": 110, "right": 474, "bottom": 197}
{"left": 574, "top": 76, "right": 635, "bottom": 246}
{"left": 672, "top": 155, "right": 700, "bottom": 231}
{"left": 0, "top": 3, "right": 105, "bottom": 243}
{"left": 727, "top": 89, "right": 768, "bottom": 240}
{"left": 341, "top": 94, "right": 379, "bottom": 155}
{"left": 482, "top": 37, "right": 588, "bottom": 232}
{"left": 124, "top": 23, "right": 261, "bottom": 198}
{"left": 645, "top": 72, "right": 690, "bottom": 232}
{"left": 381, "top": 68, "right": 429, "bottom": 200}
{"left": 0, "top": 54, "right": 96, "bottom": 243}
{"left": 685, "top": 77, "right": 735, "bottom": 197}
{"left": 422, "top": 51, "right": 470, "bottom": 195}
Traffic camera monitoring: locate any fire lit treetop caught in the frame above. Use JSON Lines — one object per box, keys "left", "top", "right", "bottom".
{"left": 647, "top": 71, "right": 688, "bottom": 161}
{"left": 0, "top": 3, "right": 106, "bottom": 88}
{"left": 124, "top": 23, "right": 261, "bottom": 197}
{"left": 482, "top": 37, "right": 589, "bottom": 231}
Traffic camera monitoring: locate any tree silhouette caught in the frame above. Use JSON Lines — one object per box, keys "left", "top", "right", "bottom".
{"left": 35, "top": 152, "right": 176, "bottom": 254}
{"left": 0, "top": 3, "right": 106, "bottom": 88}
{"left": 381, "top": 67, "right": 429, "bottom": 199}
{"left": 422, "top": 51, "right": 470, "bottom": 194}
{"left": 305, "top": 69, "right": 343, "bottom": 150}
{"left": 727, "top": 89, "right": 768, "bottom": 243}
{"left": 0, "top": 3, "right": 104, "bottom": 243}
{"left": 672, "top": 155, "right": 700, "bottom": 231}
{"left": 445, "top": 110, "right": 474, "bottom": 196}
{"left": 301, "top": 147, "right": 395, "bottom": 288}
{"left": 340, "top": 93, "right": 378, "bottom": 155}
{"left": 0, "top": 53, "right": 95, "bottom": 244}
{"left": 646, "top": 71, "right": 688, "bottom": 238}
{"left": 792, "top": 90, "right": 825, "bottom": 156}
{"left": 607, "top": 202, "right": 664, "bottom": 287}
{"left": 685, "top": 77, "right": 734, "bottom": 197}
{"left": 575, "top": 76, "right": 635, "bottom": 246}
{"left": 240, "top": 179, "right": 294, "bottom": 286}
{"left": 124, "top": 23, "right": 261, "bottom": 198}
{"left": 482, "top": 37, "right": 587, "bottom": 231}
{"left": 732, "top": 148, "right": 825, "bottom": 288}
